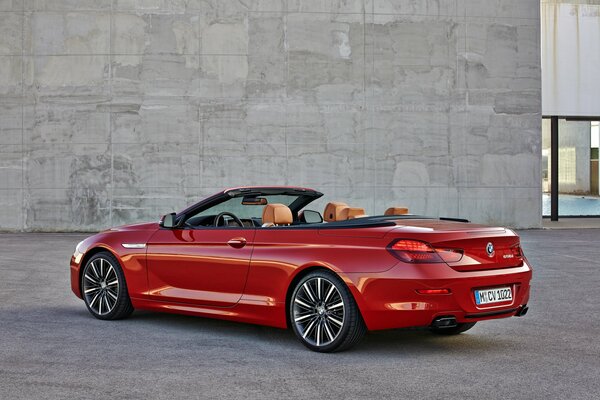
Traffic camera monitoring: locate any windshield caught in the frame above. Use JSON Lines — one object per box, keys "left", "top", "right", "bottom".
{"left": 190, "top": 194, "right": 302, "bottom": 220}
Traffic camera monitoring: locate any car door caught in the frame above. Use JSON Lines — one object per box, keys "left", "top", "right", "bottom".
{"left": 146, "top": 227, "right": 256, "bottom": 307}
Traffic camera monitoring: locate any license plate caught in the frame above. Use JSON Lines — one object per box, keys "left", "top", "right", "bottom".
{"left": 474, "top": 287, "right": 513, "bottom": 305}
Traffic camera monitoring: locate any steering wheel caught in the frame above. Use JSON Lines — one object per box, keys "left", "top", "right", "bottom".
{"left": 214, "top": 212, "right": 244, "bottom": 227}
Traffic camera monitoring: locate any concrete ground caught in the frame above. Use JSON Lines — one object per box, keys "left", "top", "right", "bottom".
{"left": 0, "top": 230, "right": 598, "bottom": 399}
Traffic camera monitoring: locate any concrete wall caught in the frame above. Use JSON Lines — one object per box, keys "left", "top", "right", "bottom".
{"left": 0, "top": 0, "right": 541, "bottom": 231}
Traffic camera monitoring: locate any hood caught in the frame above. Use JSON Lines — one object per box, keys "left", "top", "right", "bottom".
{"left": 106, "top": 221, "right": 160, "bottom": 232}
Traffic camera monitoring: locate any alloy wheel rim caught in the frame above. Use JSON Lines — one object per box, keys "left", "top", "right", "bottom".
{"left": 293, "top": 277, "right": 345, "bottom": 347}
{"left": 83, "top": 258, "right": 119, "bottom": 315}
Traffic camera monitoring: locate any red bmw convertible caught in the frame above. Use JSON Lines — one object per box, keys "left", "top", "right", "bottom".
{"left": 71, "top": 186, "right": 532, "bottom": 352}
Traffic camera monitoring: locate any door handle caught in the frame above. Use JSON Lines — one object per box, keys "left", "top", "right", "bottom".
{"left": 227, "top": 237, "right": 247, "bottom": 248}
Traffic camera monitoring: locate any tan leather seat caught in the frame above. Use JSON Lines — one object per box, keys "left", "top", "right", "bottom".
{"left": 385, "top": 207, "right": 409, "bottom": 215}
{"left": 262, "top": 203, "right": 293, "bottom": 227}
{"left": 323, "top": 202, "right": 349, "bottom": 222}
{"left": 343, "top": 207, "right": 367, "bottom": 220}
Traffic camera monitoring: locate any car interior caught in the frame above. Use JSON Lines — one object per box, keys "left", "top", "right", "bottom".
{"left": 182, "top": 194, "right": 410, "bottom": 229}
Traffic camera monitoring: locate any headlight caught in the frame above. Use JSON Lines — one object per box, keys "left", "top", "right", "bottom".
{"left": 73, "top": 241, "right": 85, "bottom": 264}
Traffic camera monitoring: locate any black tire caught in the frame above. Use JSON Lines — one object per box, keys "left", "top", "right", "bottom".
{"left": 81, "top": 251, "right": 134, "bottom": 320}
{"left": 289, "top": 270, "right": 366, "bottom": 352}
{"left": 430, "top": 322, "right": 476, "bottom": 335}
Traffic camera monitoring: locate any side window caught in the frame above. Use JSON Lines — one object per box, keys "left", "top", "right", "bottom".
{"left": 184, "top": 195, "right": 300, "bottom": 228}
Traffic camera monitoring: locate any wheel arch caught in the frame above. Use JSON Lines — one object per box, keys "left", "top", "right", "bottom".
{"left": 78, "top": 246, "right": 119, "bottom": 293}
{"left": 284, "top": 264, "right": 365, "bottom": 330}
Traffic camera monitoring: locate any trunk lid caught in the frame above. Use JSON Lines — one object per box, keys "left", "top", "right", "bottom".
{"left": 388, "top": 220, "right": 524, "bottom": 271}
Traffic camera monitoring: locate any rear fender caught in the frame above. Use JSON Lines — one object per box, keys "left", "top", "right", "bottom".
{"left": 285, "top": 262, "right": 371, "bottom": 329}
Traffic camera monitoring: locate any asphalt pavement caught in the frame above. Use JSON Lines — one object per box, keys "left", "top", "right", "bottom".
{"left": 0, "top": 230, "right": 598, "bottom": 399}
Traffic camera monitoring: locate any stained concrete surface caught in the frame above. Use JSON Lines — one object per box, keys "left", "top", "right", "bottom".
{"left": 0, "top": 0, "right": 542, "bottom": 230}
{"left": 0, "top": 230, "right": 598, "bottom": 399}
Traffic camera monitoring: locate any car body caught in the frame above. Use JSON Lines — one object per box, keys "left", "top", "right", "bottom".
{"left": 71, "top": 186, "right": 532, "bottom": 352}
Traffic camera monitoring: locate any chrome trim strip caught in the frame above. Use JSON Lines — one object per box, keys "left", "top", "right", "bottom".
{"left": 121, "top": 243, "right": 146, "bottom": 249}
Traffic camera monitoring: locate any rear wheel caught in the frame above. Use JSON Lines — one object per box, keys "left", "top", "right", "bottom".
{"left": 290, "top": 270, "right": 366, "bottom": 352}
{"left": 81, "top": 251, "right": 134, "bottom": 320}
{"left": 430, "top": 322, "right": 476, "bottom": 335}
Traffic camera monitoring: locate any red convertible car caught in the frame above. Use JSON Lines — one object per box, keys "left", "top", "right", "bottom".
{"left": 71, "top": 186, "right": 532, "bottom": 352}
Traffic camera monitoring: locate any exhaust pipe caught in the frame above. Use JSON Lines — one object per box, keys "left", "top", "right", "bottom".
{"left": 431, "top": 316, "right": 458, "bottom": 328}
{"left": 515, "top": 305, "right": 529, "bottom": 317}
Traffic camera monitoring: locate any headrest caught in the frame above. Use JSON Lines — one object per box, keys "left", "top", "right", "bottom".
{"left": 384, "top": 207, "right": 409, "bottom": 215}
{"left": 343, "top": 207, "right": 367, "bottom": 220}
{"left": 323, "top": 202, "right": 349, "bottom": 222}
{"left": 262, "top": 203, "right": 293, "bottom": 225}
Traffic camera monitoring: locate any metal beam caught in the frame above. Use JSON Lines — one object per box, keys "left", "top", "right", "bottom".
{"left": 551, "top": 116, "right": 559, "bottom": 221}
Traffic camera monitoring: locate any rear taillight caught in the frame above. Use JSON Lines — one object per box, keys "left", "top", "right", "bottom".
{"left": 510, "top": 244, "right": 523, "bottom": 258}
{"left": 509, "top": 244, "right": 524, "bottom": 266}
{"left": 388, "top": 239, "right": 441, "bottom": 263}
{"left": 387, "top": 239, "right": 463, "bottom": 263}
{"left": 435, "top": 248, "right": 464, "bottom": 263}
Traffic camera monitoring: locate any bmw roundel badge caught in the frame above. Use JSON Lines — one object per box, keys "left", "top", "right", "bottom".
{"left": 486, "top": 242, "right": 495, "bottom": 257}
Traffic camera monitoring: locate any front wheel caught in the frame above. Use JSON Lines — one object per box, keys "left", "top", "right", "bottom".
{"left": 81, "top": 251, "right": 134, "bottom": 320}
{"left": 430, "top": 322, "right": 476, "bottom": 335}
{"left": 290, "top": 270, "right": 366, "bottom": 352}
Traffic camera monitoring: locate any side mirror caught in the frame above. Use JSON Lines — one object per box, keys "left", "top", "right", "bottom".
{"left": 160, "top": 212, "right": 177, "bottom": 228}
{"left": 302, "top": 210, "right": 323, "bottom": 224}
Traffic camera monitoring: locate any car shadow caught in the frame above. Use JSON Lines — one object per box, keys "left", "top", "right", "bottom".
{"left": 357, "top": 328, "right": 512, "bottom": 356}
{"left": 126, "top": 310, "right": 514, "bottom": 356}
{"left": 12, "top": 305, "right": 517, "bottom": 357}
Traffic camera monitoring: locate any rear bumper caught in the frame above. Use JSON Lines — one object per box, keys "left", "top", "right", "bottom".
{"left": 345, "top": 261, "right": 532, "bottom": 331}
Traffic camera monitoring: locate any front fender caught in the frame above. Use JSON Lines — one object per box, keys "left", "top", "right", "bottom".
{"left": 70, "top": 229, "right": 157, "bottom": 300}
